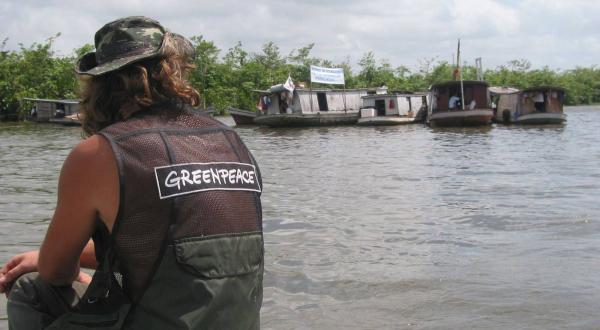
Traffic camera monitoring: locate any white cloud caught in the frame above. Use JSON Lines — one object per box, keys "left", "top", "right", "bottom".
{"left": 0, "top": 0, "right": 598, "bottom": 70}
{"left": 449, "top": 0, "right": 520, "bottom": 35}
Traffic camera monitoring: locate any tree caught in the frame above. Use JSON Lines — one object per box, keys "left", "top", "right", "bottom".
{"left": 189, "top": 36, "right": 220, "bottom": 109}
{"left": 2, "top": 36, "right": 600, "bottom": 120}
{"left": 224, "top": 41, "right": 247, "bottom": 69}
{"left": 357, "top": 51, "right": 377, "bottom": 86}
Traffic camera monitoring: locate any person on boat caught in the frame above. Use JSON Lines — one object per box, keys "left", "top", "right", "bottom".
{"left": 55, "top": 108, "right": 65, "bottom": 118}
{"left": 533, "top": 92, "right": 545, "bottom": 112}
{"left": 449, "top": 94, "right": 461, "bottom": 110}
{"left": 0, "top": 16, "right": 264, "bottom": 329}
{"left": 280, "top": 92, "right": 289, "bottom": 113}
{"left": 468, "top": 100, "right": 477, "bottom": 110}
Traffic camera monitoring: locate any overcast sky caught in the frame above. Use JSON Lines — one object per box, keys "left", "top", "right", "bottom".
{"left": 1, "top": 0, "right": 598, "bottom": 72}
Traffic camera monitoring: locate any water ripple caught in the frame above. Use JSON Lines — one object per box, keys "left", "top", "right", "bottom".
{"left": 2, "top": 108, "right": 600, "bottom": 329}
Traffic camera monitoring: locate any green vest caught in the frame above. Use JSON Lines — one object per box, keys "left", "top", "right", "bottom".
{"left": 47, "top": 106, "right": 264, "bottom": 329}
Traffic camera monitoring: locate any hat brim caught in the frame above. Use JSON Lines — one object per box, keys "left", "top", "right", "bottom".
{"left": 75, "top": 50, "right": 162, "bottom": 77}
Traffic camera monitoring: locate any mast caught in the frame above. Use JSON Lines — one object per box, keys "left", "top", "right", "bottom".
{"left": 457, "top": 39, "right": 465, "bottom": 111}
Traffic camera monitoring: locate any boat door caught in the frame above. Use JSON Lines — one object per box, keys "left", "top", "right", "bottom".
{"left": 317, "top": 92, "right": 329, "bottom": 111}
{"left": 375, "top": 99, "right": 386, "bottom": 116}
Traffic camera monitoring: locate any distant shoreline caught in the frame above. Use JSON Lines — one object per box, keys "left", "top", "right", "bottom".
{"left": 566, "top": 104, "right": 600, "bottom": 108}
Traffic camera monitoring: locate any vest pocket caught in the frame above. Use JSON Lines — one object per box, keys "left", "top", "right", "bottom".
{"left": 172, "top": 232, "right": 263, "bottom": 278}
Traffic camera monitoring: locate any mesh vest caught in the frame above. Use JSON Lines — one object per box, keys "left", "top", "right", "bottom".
{"left": 99, "top": 106, "right": 263, "bottom": 329}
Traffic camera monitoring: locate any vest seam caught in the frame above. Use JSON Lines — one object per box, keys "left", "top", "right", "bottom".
{"left": 133, "top": 130, "right": 178, "bottom": 304}
{"left": 97, "top": 132, "right": 127, "bottom": 242}
{"left": 223, "top": 132, "right": 263, "bottom": 234}
{"left": 239, "top": 135, "right": 264, "bottom": 234}
{"left": 245, "top": 142, "right": 265, "bottom": 262}
{"left": 170, "top": 231, "right": 263, "bottom": 244}
{"left": 96, "top": 132, "right": 130, "bottom": 297}
{"left": 226, "top": 133, "right": 265, "bottom": 261}
{"left": 223, "top": 130, "right": 244, "bottom": 162}
{"left": 112, "top": 126, "right": 233, "bottom": 141}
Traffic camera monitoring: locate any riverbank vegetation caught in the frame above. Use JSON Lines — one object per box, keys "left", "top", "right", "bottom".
{"left": 1, "top": 35, "right": 599, "bottom": 117}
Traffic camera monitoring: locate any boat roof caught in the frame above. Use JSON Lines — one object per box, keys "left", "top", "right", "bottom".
{"left": 252, "top": 86, "right": 385, "bottom": 94}
{"left": 430, "top": 80, "right": 489, "bottom": 89}
{"left": 23, "top": 98, "right": 80, "bottom": 104}
{"left": 268, "top": 84, "right": 289, "bottom": 93}
{"left": 296, "top": 87, "right": 383, "bottom": 92}
{"left": 489, "top": 86, "right": 520, "bottom": 95}
{"left": 522, "top": 86, "right": 566, "bottom": 93}
{"left": 362, "top": 92, "right": 428, "bottom": 99}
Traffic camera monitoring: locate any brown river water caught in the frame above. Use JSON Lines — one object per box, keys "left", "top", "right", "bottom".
{"left": 1, "top": 106, "right": 600, "bottom": 329}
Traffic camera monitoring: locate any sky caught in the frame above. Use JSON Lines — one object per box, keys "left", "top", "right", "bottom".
{"left": 1, "top": 0, "right": 599, "bottom": 73}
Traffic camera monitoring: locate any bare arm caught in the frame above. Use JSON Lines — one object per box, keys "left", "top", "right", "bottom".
{"left": 39, "top": 134, "right": 118, "bottom": 285}
{"left": 0, "top": 135, "right": 119, "bottom": 291}
{"left": 38, "top": 140, "right": 99, "bottom": 284}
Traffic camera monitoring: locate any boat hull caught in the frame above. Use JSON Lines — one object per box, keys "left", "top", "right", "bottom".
{"left": 357, "top": 116, "right": 419, "bottom": 126}
{"left": 228, "top": 108, "right": 258, "bottom": 125}
{"left": 428, "top": 109, "right": 493, "bottom": 127}
{"left": 253, "top": 113, "right": 358, "bottom": 127}
{"left": 514, "top": 113, "right": 566, "bottom": 125}
{"left": 49, "top": 114, "right": 81, "bottom": 126}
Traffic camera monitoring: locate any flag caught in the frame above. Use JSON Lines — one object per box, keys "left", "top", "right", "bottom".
{"left": 454, "top": 39, "right": 461, "bottom": 81}
{"left": 283, "top": 75, "right": 295, "bottom": 93}
{"left": 453, "top": 67, "right": 460, "bottom": 80}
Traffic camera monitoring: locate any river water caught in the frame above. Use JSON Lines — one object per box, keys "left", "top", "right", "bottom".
{"left": 1, "top": 106, "right": 599, "bottom": 329}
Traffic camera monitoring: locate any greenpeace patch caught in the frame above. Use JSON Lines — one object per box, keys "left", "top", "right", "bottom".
{"left": 154, "top": 162, "right": 261, "bottom": 199}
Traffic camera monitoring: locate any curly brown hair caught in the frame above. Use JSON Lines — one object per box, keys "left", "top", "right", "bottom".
{"left": 78, "top": 33, "right": 200, "bottom": 136}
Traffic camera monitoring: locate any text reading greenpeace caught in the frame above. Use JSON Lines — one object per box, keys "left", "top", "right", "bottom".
{"left": 154, "top": 162, "right": 261, "bottom": 199}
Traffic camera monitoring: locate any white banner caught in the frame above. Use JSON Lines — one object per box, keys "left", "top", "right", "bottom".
{"left": 310, "top": 65, "right": 345, "bottom": 85}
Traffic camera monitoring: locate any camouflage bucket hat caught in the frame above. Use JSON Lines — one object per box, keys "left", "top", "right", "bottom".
{"left": 76, "top": 16, "right": 167, "bottom": 76}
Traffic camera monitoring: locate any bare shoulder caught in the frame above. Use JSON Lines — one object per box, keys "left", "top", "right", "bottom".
{"left": 67, "top": 134, "right": 113, "bottom": 164}
{"left": 61, "top": 135, "right": 116, "bottom": 179}
{"left": 60, "top": 134, "right": 119, "bottom": 227}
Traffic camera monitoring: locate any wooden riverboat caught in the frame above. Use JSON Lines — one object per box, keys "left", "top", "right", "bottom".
{"left": 357, "top": 93, "right": 428, "bottom": 126}
{"left": 493, "top": 86, "right": 566, "bottom": 125}
{"left": 427, "top": 81, "right": 494, "bottom": 127}
{"left": 253, "top": 84, "right": 388, "bottom": 127}
{"left": 23, "top": 98, "right": 81, "bottom": 125}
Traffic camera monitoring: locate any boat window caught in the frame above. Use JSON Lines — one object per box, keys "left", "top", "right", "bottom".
{"left": 54, "top": 103, "right": 65, "bottom": 118}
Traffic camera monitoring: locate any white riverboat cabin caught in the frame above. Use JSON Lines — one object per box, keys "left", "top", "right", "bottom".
{"left": 255, "top": 85, "right": 388, "bottom": 115}
{"left": 23, "top": 98, "right": 80, "bottom": 122}
{"left": 362, "top": 93, "right": 429, "bottom": 117}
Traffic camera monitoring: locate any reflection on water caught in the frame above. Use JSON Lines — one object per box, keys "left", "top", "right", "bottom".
{"left": 2, "top": 107, "right": 600, "bottom": 329}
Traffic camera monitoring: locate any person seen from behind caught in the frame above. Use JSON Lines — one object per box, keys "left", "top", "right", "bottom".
{"left": 0, "top": 16, "right": 264, "bottom": 329}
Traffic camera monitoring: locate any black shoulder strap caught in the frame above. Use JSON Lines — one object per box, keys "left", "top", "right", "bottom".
{"left": 80, "top": 220, "right": 122, "bottom": 306}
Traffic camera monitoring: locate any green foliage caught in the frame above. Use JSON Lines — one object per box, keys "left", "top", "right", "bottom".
{"left": 0, "top": 34, "right": 82, "bottom": 117}
{"left": 1, "top": 35, "right": 599, "bottom": 119}
{"left": 74, "top": 44, "right": 94, "bottom": 58}
{"left": 558, "top": 67, "right": 600, "bottom": 105}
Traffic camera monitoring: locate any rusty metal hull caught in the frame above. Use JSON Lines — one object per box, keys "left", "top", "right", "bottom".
{"left": 428, "top": 109, "right": 493, "bottom": 127}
